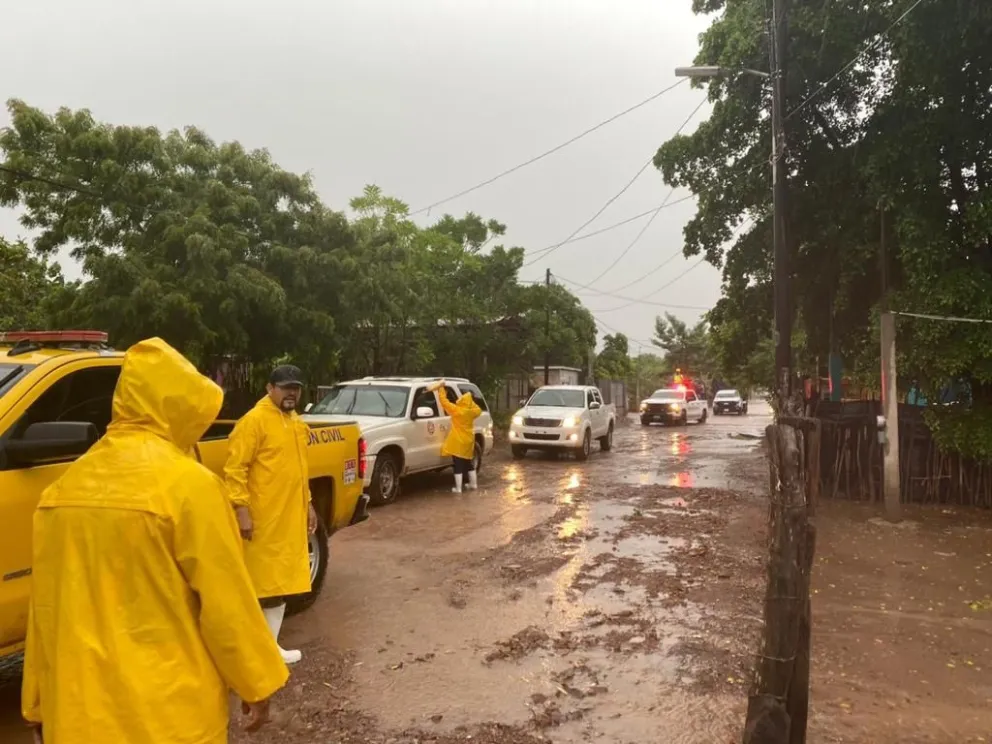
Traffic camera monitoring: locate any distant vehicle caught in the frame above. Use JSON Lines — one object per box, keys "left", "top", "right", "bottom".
{"left": 304, "top": 376, "right": 494, "bottom": 505}
{"left": 713, "top": 389, "right": 747, "bottom": 415}
{"left": 639, "top": 386, "right": 707, "bottom": 426}
{"left": 508, "top": 385, "right": 616, "bottom": 461}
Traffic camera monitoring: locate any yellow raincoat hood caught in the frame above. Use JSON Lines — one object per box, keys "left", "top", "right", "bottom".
{"left": 22, "top": 338, "right": 288, "bottom": 744}
{"left": 110, "top": 337, "right": 223, "bottom": 450}
{"left": 438, "top": 388, "right": 483, "bottom": 460}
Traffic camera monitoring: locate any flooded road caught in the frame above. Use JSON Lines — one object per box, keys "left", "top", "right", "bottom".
{"left": 5, "top": 400, "right": 990, "bottom": 742}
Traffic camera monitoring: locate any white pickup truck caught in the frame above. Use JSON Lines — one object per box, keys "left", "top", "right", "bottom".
{"left": 639, "top": 386, "right": 708, "bottom": 426}
{"left": 508, "top": 385, "right": 616, "bottom": 461}
{"left": 303, "top": 376, "right": 494, "bottom": 505}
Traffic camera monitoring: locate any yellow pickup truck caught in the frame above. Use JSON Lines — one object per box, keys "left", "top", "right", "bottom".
{"left": 0, "top": 331, "right": 370, "bottom": 661}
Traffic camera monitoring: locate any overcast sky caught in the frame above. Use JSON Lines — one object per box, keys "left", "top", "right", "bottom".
{"left": 1, "top": 0, "right": 719, "bottom": 351}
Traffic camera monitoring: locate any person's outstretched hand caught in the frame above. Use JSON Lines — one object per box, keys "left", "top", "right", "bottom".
{"left": 235, "top": 506, "right": 253, "bottom": 540}
{"left": 242, "top": 699, "right": 271, "bottom": 732}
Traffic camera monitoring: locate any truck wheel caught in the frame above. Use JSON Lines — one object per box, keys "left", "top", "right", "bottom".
{"left": 699, "top": 408, "right": 707, "bottom": 424}
{"left": 599, "top": 423, "right": 614, "bottom": 451}
{"left": 286, "top": 519, "right": 329, "bottom": 616}
{"left": 369, "top": 451, "right": 400, "bottom": 505}
{"left": 640, "top": 416, "right": 651, "bottom": 426}
{"left": 472, "top": 440, "right": 484, "bottom": 474}
{"left": 576, "top": 430, "right": 592, "bottom": 461}
{"left": 511, "top": 445, "right": 528, "bottom": 459}
{"left": 680, "top": 411, "right": 688, "bottom": 426}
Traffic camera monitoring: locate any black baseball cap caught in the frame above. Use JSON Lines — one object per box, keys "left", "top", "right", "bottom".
{"left": 269, "top": 364, "right": 304, "bottom": 388}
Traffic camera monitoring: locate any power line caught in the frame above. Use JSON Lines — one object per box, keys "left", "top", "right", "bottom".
{"left": 534, "top": 194, "right": 695, "bottom": 251}
{"left": 522, "top": 157, "right": 655, "bottom": 267}
{"left": 409, "top": 78, "right": 689, "bottom": 216}
{"left": 556, "top": 269, "right": 710, "bottom": 311}
{"left": 892, "top": 311, "right": 992, "bottom": 325}
{"left": 787, "top": 0, "right": 929, "bottom": 119}
{"left": 593, "top": 257, "right": 709, "bottom": 314}
{"left": 524, "top": 92, "right": 709, "bottom": 269}
{"left": 576, "top": 95, "right": 710, "bottom": 288}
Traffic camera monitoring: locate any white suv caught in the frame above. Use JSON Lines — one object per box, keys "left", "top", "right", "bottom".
{"left": 303, "top": 377, "right": 494, "bottom": 505}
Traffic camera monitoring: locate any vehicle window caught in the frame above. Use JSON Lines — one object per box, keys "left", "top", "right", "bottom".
{"left": 310, "top": 384, "right": 408, "bottom": 418}
{"left": 686, "top": 391, "right": 697, "bottom": 403}
{"left": 8, "top": 366, "right": 121, "bottom": 444}
{"left": 527, "top": 389, "right": 585, "bottom": 408}
{"left": 0, "top": 363, "right": 37, "bottom": 398}
{"left": 716, "top": 390, "right": 740, "bottom": 399}
{"left": 441, "top": 386, "right": 459, "bottom": 411}
{"left": 650, "top": 390, "right": 683, "bottom": 401}
{"left": 458, "top": 383, "right": 489, "bottom": 412}
{"left": 412, "top": 387, "right": 440, "bottom": 418}
{"left": 593, "top": 390, "right": 603, "bottom": 404}
{"left": 586, "top": 390, "right": 595, "bottom": 407}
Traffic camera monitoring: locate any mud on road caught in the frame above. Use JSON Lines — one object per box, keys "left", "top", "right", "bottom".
{"left": 231, "top": 406, "right": 773, "bottom": 744}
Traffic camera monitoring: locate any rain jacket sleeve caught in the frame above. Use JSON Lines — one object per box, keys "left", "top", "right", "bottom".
{"left": 21, "top": 604, "right": 41, "bottom": 723}
{"left": 224, "top": 414, "right": 262, "bottom": 508}
{"left": 174, "top": 471, "right": 288, "bottom": 702}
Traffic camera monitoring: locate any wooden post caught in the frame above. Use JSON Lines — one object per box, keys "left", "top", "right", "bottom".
{"left": 880, "top": 311, "right": 902, "bottom": 522}
{"left": 743, "top": 419, "right": 817, "bottom": 744}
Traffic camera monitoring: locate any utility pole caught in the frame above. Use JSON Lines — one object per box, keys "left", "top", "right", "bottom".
{"left": 879, "top": 205, "right": 902, "bottom": 522}
{"left": 770, "top": 0, "right": 793, "bottom": 412}
{"left": 544, "top": 268, "right": 551, "bottom": 386}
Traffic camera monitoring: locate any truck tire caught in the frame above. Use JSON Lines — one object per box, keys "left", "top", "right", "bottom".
{"left": 576, "top": 429, "right": 592, "bottom": 461}
{"left": 472, "top": 440, "right": 484, "bottom": 474}
{"left": 286, "top": 519, "right": 329, "bottom": 616}
{"left": 599, "top": 423, "right": 614, "bottom": 451}
{"left": 640, "top": 416, "right": 651, "bottom": 426}
{"left": 680, "top": 411, "right": 688, "bottom": 426}
{"left": 368, "top": 450, "right": 400, "bottom": 506}
{"left": 699, "top": 408, "right": 707, "bottom": 424}
{"left": 511, "top": 444, "right": 528, "bottom": 459}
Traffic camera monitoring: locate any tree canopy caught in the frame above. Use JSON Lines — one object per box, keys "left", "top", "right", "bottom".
{"left": 657, "top": 1, "right": 992, "bottom": 455}
{"left": 0, "top": 100, "right": 596, "bottom": 401}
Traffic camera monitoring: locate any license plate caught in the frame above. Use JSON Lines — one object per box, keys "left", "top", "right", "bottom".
{"left": 343, "top": 458, "right": 357, "bottom": 485}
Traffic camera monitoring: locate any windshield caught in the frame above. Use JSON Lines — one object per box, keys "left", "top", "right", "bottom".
{"left": 650, "top": 390, "right": 683, "bottom": 401}
{"left": 715, "top": 390, "right": 740, "bottom": 399}
{"left": 0, "top": 363, "right": 33, "bottom": 398}
{"left": 527, "top": 389, "right": 586, "bottom": 408}
{"left": 310, "top": 384, "right": 409, "bottom": 418}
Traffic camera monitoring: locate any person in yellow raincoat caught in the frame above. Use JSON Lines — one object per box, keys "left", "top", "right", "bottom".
{"left": 21, "top": 337, "right": 288, "bottom": 744}
{"left": 428, "top": 379, "right": 482, "bottom": 493}
{"left": 224, "top": 364, "right": 316, "bottom": 665}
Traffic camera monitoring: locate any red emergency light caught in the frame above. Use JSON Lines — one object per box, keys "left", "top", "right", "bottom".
{"left": 0, "top": 330, "right": 109, "bottom": 344}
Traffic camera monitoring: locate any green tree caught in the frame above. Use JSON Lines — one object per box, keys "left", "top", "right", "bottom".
{"left": 652, "top": 312, "right": 710, "bottom": 373}
{"left": 0, "top": 237, "right": 66, "bottom": 330}
{"left": 656, "top": 1, "right": 992, "bottom": 456}
{"left": 596, "top": 333, "right": 632, "bottom": 380}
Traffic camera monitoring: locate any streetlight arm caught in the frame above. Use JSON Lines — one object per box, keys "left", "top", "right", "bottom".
{"left": 675, "top": 65, "right": 769, "bottom": 80}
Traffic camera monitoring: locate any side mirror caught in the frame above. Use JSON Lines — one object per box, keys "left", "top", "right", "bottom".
{"left": 304, "top": 402, "right": 313, "bottom": 413}
{"left": 590, "top": 401, "right": 602, "bottom": 410}
{"left": 4, "top": 421, "right": 99, "bottom": 467}
{"left": 415, "top": 406, "right": 435, "bottom": 419}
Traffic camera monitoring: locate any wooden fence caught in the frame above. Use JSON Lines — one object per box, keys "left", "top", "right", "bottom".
{"left": 815, "top": 400, "right": 992, "bottom": 509}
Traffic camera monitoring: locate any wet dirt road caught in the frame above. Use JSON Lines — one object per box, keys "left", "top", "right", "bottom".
{"left": 0, "top": 404, "right": 771, "bottom": 744}
{"left": 246, "top": 404, "right": 773, "bottom": 743}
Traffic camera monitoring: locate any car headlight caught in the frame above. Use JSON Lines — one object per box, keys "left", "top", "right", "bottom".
{"left": 639, "top": 402, "right": 647, "bottom": 411}
{"left": 562, "top": 416, "right": 577, "bottom": 428}
{"left": 669, "top": 403, "right": 681, "bottom": 411}
{"left": 512, "top": 415, "right": 523, "bottom": 426}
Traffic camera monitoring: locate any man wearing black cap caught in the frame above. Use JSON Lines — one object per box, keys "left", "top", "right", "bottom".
{"left": 224, "top": 364, "right": 317, "bottom": 664}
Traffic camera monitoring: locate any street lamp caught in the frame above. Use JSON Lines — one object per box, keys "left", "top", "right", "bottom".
{"left": 675, "top": 65, "right": 769, "bottom": 80}
{"left": 675, "top": 59, "right": 791, "bottom": 411}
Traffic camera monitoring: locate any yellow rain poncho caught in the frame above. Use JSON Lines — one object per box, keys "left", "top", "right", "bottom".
{"left": 21, "top": 338, "right": 288, "bottom": 744}
{"left": 439, "top": 388, "right": 482, "bottom": 460}
{"left": 224, "top": 396, "right": 312, "bottom": 599}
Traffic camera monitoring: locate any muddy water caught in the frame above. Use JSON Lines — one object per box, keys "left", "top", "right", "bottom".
{"left": 292, "top": 403, "right": 772, "bottom": 742}
{"left": 0, "top": 402, "right": 771, "bottom": 743}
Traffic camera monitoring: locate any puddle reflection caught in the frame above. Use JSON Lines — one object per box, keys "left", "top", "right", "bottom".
{"left": 669, "top": 471, "right": 695, "bottom": 488}
{"left": 669, "top": 432, "right": 691, "bottom": 457}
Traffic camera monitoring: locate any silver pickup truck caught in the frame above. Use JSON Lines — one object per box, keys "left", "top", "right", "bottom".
{"left": 508, "top": 385, "right": 616, "bottom": 461}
